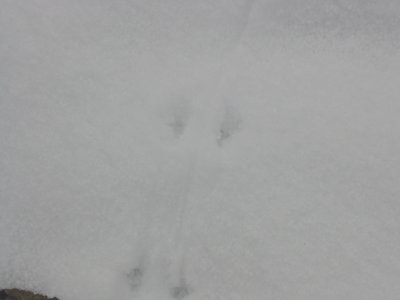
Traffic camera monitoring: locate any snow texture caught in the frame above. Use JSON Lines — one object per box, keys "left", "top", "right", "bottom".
{"left": 1, "top": 1, "right": 400, "bottom": 299}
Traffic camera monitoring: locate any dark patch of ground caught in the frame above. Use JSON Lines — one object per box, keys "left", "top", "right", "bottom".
{"left": 0, "top": 289, "right": 58, "bottom": 300}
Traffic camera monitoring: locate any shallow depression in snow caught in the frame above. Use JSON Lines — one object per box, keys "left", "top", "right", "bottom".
{"left": 1, "top": 1, "right": 400, "bottom": 299}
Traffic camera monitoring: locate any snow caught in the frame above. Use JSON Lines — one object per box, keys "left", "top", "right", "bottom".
{"left": 1, "top": 1, "right": 400, "bottom": 299}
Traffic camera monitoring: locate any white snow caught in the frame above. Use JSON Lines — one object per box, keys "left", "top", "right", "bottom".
{"left": 1, "top": 1, "right": 400, "bottom": 299}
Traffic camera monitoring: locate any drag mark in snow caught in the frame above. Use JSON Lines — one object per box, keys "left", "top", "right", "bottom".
{"left": 169, "top": 156, "right": 197, "bottom": 298}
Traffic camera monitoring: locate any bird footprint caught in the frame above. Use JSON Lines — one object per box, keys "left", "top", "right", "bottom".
{"left": 217, "top": 105, "right": 241, "bottom": 146}
{"left": 127, "top": 267, "right": 144, "bottom": 290}
{"left": 166, "top": 99, "right": 190, "bottom": 139}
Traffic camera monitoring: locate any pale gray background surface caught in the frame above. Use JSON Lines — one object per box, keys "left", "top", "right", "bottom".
{"left": 1, "top": 1, "right": 400, "bottom": 299}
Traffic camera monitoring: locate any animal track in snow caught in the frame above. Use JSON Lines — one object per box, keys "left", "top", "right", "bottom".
{"left": 217, "top": 105, "right": 241, "bottom": 146}
{"left": 171, "top": 284, "right": 192, "bottom": 299}
{"left": 127, "top": 267, "right": 144, "bottom": 290}
{"left": 166, "top": 99, "right": 190, "bottom": 138}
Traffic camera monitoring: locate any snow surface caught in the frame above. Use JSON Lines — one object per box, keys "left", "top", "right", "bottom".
{"left": 1, "top": 1, "right": 400, "bottom": 299}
